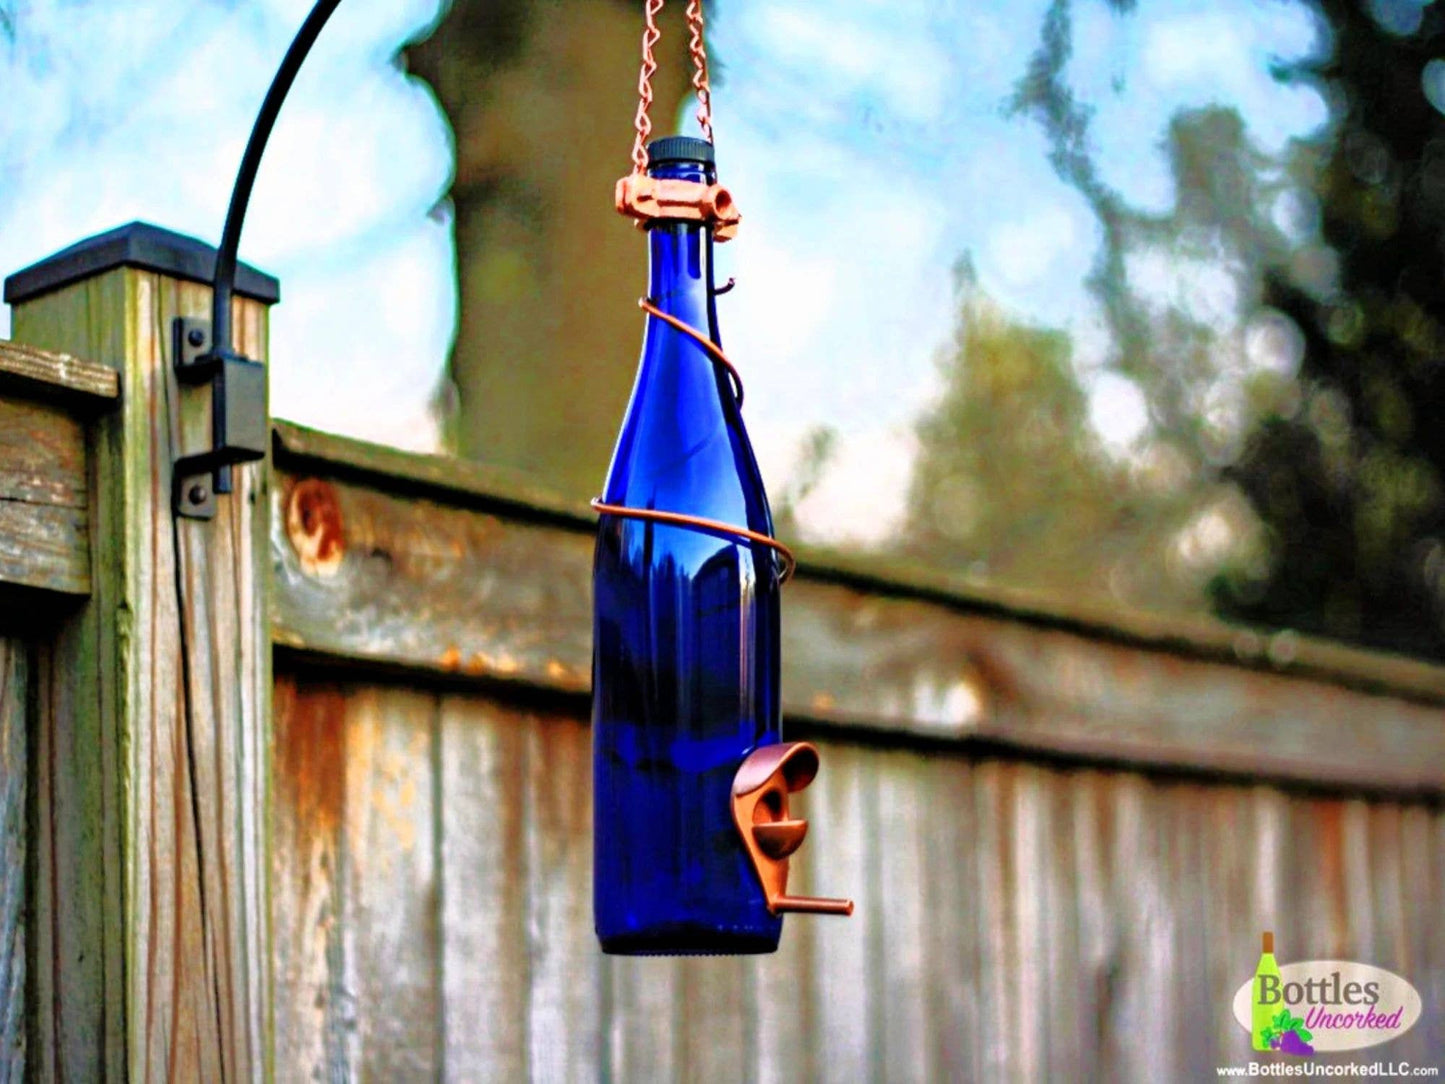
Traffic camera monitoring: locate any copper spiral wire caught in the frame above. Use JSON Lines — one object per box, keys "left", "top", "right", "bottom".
{"left": 685, "top": 0, "right": 714, "bottom": 143}
{"left": 592, "top": 500, "right": 798, "bottom": 584}
{"left": 630, "top": 0, "right": 665, "bottom": 174}
{"left": 593, "top": 296, "right": 795, "bottom": 585}
{"left": 638, "top": 297, "right": 744, "bottom": 405}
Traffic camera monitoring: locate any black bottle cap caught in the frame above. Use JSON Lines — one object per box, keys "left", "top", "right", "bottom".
{"left": 646, "top": 136, "right": 715, "bottom": 171}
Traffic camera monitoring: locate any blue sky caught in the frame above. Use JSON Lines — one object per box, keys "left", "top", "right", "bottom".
{"left": 0, "top": 0, "right": 1330, "bottom": 544}
{"left": 0, "top": 0, "right": 455, "bottom": 449}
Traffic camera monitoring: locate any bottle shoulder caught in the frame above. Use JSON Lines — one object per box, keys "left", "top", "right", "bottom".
{"left": 603, "top": 334, "right": 773, "bottom": 534}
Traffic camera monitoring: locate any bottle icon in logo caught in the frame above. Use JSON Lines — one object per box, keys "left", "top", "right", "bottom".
{"left": 1252, "top": 931, "right": 1280, "bottom": 1051}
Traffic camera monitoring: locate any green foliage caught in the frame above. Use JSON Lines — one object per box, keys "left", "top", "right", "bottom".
{"left": 901, "top": 277, "right": 1209, "bottom": 609}
{"left": 1213, "top": 1, "right": 1445, "bottom": 658}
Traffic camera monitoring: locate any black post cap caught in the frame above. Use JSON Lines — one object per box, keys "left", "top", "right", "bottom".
{"left": 3, "top": 221, "right": 280, "bottom": 306}
{"left": 646, "top": 136, "right": 715, "bottom": 170}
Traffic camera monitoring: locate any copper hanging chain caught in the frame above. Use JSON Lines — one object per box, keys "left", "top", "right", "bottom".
{"left": 685, "top": 0, "right": 714, "bottom": 143}
{"left": 630, "top": 0, "right": 715, "bottom": 174}
{"left": 629, "top": 0, "right": 665, "bottom": 174}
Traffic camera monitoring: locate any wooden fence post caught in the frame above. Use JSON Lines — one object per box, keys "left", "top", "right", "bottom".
{"left": 6, "top": 224, "right": 278, "bottom": 1081}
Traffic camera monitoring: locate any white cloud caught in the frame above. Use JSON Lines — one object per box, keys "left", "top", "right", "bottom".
{"left": 790, "top": 425, "right": 918, "bottom": 548}
{"left": 985, "top": 205, "right": 1079, "bottom": 289}
{"left": 1087, "top": 372, "right": 1150, "bottom": 452}
{"left": 750, "top": 4, "right": 951, "bottom": 124}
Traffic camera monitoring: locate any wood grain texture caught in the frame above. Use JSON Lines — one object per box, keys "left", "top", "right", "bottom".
{"left": 603, "top": 950, "right": 682, "bottom": 1083}
{"left": 271, "top": 422, "right": 1445, "bottom": 706}
{"left": 438, "top": 694, "right": 529, "bottom": 1079}
{"left": 342, "top": 688, "right": 441, "bottom": 1079}
{"left": 28, "top": 638, "right": 115, "bottom": 1083}
{"left": 0, "top": 396, "right": 90, "bottom": 594}
{"left": 523, "top": 714, "right": 600, "bottom": 1084}
{"left": 750, "top": 880, "right": 814, "bottom": 1084}
{"left": 272, "top": 680, "right": 445, "bottom": 1080}
{"left": 874, "top": 748, "right": 929, "bottom": 1084}
{"left": 14, "top": 270, "right": 132, "bottom": 1082}
{"left": 12, "top": 265, "right": 271, "bottom": 1081}
{"left": 919, "top": 754, "right": 979, "bottom": 1083}
{"left": 677, "top": 955, "right": 748, "bottom": 1084}
{"left": 263, "top": 667, "right": 1445, "bottom": 1081}
{"left": 270, "top": 677, "right": 350, "bottom": 1081}
{"left": 805, "top": 742, "right": 873, "bottom": 1083}
{"left": 270, "top": 453, "right": 1445, "bottom": 795}
{"left": 0, "top": 639, "right": 25, "bottom": 1081}
{"left": 0, "top": 338, "right": 118, "bottom": 405}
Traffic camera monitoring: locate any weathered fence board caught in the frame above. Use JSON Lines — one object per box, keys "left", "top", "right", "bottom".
{"left": 271, "top": 422, "right": 1445, "bottom": 796}
{"left": 0, "top": 638, "right": 25, "bottom": 1081}
{"left": 437, "top": 694, "right": 529, "bottom": 1078}
{"left": 522, "top": 714, "right": 600, "bottom": 1083}
{"left": 0, "top": 396, "right": 90, "bottom": 595}
{"left": 343, "top": 687, "right": 441, "bottom": 1078}
{"left": 0, "top": 339, "right": 118, "bottom": 406}
{"left": 749, "top": 861, "right": 813, "bottom": 1083}
{"left": 270, "top": 678, "right": 349, "bottom": 1079}
{"left": 10, "top": 228, "right": 275, "bottom": 1081}
{"left": 269, "top": 664, "right": 1445, "bottom": 1079}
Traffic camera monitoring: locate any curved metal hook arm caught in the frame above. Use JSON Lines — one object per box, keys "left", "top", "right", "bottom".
{"left": 212, "top": 0, "right": 344, "bottom": 355}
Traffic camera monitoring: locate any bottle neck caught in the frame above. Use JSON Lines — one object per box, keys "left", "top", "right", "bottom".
{"left": 645, "top": 158, "right": 718, "bottom": 332}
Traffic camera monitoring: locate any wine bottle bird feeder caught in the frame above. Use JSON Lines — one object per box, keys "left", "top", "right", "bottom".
{"left": 591, "top": 0, "right": 853, "bottom": 956}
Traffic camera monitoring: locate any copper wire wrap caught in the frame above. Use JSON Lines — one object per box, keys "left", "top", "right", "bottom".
{"left": 591, "top": 297, "right": 797, "bottom": 586}
{"left": 638, "top": 297, "right": 744, "bottom": 406}
{"left": 592, "top": 500, "right": 798, "bottom": 585}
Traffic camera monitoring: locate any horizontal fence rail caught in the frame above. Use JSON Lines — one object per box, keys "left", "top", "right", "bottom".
{"left": 272, "top": 420, "right": 1445, "bottom": 797}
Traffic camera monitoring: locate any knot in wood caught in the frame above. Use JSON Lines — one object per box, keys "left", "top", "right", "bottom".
{"left": 285, "top": 478, "right": 345, "bottom": 578}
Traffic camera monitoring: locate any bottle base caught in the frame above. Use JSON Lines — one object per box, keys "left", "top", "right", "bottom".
{"left": 598, "top": 925, "right": 780, "bottom": 956}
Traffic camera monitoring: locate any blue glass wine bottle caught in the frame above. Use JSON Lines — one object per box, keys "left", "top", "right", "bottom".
{"left": 592, "top": 136, "right": 784, "bottom": 955}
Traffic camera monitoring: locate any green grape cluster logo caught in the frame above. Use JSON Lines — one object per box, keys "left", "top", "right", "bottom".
{"left": 1231, "top": 932, "right": 1423, "bottom": 1056}
{"left": 1258, "top": 1006, "right": 1314, "bottom": 1057}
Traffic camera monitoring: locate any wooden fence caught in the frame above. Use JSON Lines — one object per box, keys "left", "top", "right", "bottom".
{"left": 1, "top": 224, "right": 1443, "bottom": 1081}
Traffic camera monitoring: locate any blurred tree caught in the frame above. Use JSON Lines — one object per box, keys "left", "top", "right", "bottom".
{"left": 1212, "top": 1, "right": 1445, "bottom": 658}
{"left": 771, "top": 425, "right": 837, "bottom": 540}
{"left": 406, "top": 0, "right": 692, "bottom": 499}
{"left": 903, "top": 0, "right": 1287, "bottom": 614}
{"left": 945, "top": 0, "right": 1445, "bottom": 658}
{"left": 903, "top": 269, "right": 1207, "bottom": 609}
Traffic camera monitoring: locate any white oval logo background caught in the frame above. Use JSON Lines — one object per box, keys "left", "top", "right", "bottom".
{"left": 1232, "top": 960, "right": 1422, "bottom": 1052}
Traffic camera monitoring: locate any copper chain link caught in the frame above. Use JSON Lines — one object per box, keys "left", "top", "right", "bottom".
{"left": 630, "top": 0, "right": 715, "bottom": 174}
{"left": 685, "top": 0, "right": 714, "bottom": 143}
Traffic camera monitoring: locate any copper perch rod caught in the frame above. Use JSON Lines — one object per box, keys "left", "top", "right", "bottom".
{"left": 774, "top": 895, "right": 855, "bottom": 916}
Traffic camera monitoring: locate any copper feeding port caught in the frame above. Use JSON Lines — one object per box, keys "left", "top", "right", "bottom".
{"left": 731, "top": 742, "right": 854, "bottom": 917}
{"left": 614, "top": 173, "right": 741, "bottom": 241}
